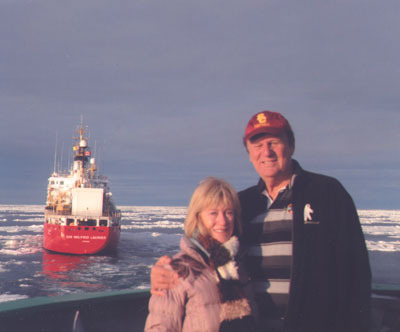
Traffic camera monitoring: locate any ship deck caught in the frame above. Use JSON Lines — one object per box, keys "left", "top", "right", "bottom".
{"left": 0, "top": 284, "right": 399, "bottom": 332}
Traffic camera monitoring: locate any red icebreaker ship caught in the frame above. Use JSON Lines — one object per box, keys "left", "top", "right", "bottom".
{"left": 43, "top": 123, "right": 121, "bottom": 255}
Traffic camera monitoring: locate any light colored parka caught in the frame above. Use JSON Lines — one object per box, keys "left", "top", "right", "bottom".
{"left": 144, "top": 236, "right": 256, "bottom": 332}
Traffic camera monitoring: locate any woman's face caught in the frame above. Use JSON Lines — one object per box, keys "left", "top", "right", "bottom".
{"left": 199, "top": 204, "right": 235, "bottom": 243}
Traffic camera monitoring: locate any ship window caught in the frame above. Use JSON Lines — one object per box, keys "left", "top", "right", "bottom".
{"left": 87, "top": 219, "right": 96, "bottom": 226}
{"left": 99, "top": 220, "right": 108, "bottom": 226}
{"left": 60, "top": 181, "right": 64, "bottom": 185}
{"left": 84, "top": 227, "right": 89, "bottom": 231}
{"left": 67, "top": 219, "right": 74, "bottom": 225}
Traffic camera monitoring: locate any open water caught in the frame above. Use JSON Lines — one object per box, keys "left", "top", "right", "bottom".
{"left": 0, "top": 205, "right": 399, "bottom": 303}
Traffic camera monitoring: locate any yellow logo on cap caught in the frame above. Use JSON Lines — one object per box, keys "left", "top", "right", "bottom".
{"left": 257, "top": 113, "right": 267, "bottom": 124}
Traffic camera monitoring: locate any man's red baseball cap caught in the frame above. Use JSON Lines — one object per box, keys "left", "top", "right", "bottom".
{"left": 243, "top": 110, "right": 294, "bottom": 144}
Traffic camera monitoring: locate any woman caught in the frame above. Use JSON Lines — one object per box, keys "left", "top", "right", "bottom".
{"left": 145, "top": 177, "right": 257, "bottom": 332}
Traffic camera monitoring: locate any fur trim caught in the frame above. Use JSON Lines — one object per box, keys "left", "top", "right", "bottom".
{"left": 208, "top": 236, "right": 240, "bottom": 281}
{"left": 223, "top": 236, "right": 240, "bottom": 257}
{"left": 217, "top": 260, "right": 239, "bottom": 280}
{"left": 208, "top": 242, "right": 230, "bottom": 266}
{"left": 196, "top": 236, "right": 257, "bottom": 331}
{"left": 218, "top": 280, "right": 246, "bottom": 302}
{"left": 191, "top": 235, "right": 256, "bottom": 331}
{"left": 215, "top": 236, "right": 239, "bottom": 280}
{"left": 220, "top": 298, "right": 252, "bottom": 321}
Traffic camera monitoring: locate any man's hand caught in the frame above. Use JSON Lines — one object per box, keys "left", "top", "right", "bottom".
{"left": 150, "top": 255, "right": 179, "bottom": 296}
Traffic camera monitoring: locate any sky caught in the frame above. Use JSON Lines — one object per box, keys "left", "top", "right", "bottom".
{"left": 0, "top": 0, "right": 399, "bottom": 209}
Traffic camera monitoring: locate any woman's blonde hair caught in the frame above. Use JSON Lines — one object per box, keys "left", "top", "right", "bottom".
{"left": 184, "top": 177, "right": 242, "bottom": 239}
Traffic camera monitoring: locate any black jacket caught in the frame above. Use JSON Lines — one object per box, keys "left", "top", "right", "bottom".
{"left": 239, "top": 160, "right": 371, "bottom": 332}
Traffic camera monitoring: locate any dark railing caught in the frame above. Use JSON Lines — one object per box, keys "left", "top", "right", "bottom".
{"left": 0, "top": 284, "right": 399, "bottom": 332}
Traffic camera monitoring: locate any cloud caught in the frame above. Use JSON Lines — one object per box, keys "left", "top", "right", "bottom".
{"left": 0, "top": 1, "right": 399, "bottom": 207}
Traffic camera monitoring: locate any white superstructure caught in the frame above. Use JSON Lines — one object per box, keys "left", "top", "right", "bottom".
{"left": 45, "top": 123, "right": 119, "bottom": 222}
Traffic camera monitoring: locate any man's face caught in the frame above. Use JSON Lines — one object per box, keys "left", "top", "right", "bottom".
{"left": 246, "top": 134, "right": 294, "bottom": 182}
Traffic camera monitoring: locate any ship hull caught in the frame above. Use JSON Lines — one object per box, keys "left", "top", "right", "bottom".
{"left": 43, "top": 222, "right": 121, "bottom": 255}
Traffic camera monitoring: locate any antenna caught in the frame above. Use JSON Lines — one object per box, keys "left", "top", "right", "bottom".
{"left": 67, "top": 147, "right": 71, "bottom": 172}
{"left": 60, "top": 140, "right": 65, "bottom": 173}
{"left": 101, "top": 139, "right": 106, "bottom": 173}
{"left": 53, "top": 132, "right": 58, "bottom": 174}
{"left": 94, "top": 140, "right": 97, "bottom": 159}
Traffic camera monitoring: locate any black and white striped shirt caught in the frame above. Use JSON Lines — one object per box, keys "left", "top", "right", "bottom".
{"left": 243, "top": 176, "right": 296, "bottom": 322}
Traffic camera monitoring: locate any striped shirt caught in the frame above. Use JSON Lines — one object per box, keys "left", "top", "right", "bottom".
{"left": 244, "top": 178, "right": 295, "bottom": 323}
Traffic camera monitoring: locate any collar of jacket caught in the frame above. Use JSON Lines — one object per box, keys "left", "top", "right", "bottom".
{"left": 255, "top": 159, "right": 303, "bottom": 193}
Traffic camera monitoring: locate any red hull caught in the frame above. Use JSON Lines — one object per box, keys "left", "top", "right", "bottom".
{"left": 43, "top": 223, "right": 121, "bottom": 255}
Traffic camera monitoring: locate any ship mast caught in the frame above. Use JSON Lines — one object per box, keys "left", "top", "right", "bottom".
{"left": 53, "top": 132, "right": 58, "bottom": 175}
{"left": 72, "top": 121, "right": 92, "bottom": 188}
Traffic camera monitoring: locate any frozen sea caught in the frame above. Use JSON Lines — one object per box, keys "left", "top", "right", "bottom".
{"left": 0, "top": 205, "right": 399, "bottom": 303}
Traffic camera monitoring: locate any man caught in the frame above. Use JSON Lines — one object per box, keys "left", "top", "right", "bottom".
{"left": 238, "top": 111, "right": 371, "bottom": 332}
{"left": 151, "top": 111, "right": 371, "bottom": 332}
